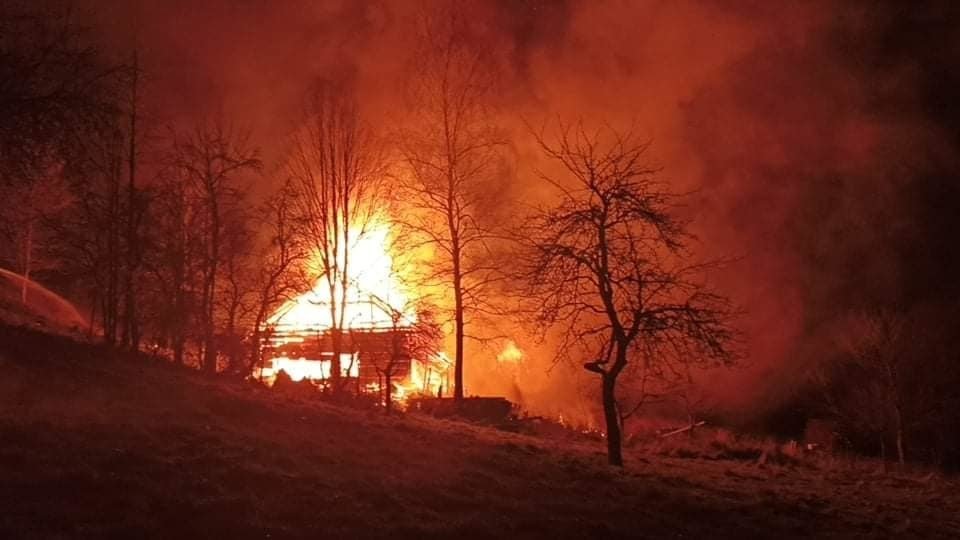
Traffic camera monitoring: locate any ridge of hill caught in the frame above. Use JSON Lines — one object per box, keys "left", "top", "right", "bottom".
{"left": 0, "top": 323, "right": 957, "bottom": 539}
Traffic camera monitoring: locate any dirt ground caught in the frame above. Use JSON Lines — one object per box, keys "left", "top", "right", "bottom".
{"left": 1, "top": 323, "right": 957, "bottom": 539}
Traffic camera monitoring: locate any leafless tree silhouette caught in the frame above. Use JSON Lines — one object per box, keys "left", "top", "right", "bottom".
{"left": 287, "top": 80, "right": 385, "bottom": 394}
{"left": 517, "top": 121, "right": 739, "bottom": 466}
{"left": 397, "top": 5, "right": 508, "bottom": 403}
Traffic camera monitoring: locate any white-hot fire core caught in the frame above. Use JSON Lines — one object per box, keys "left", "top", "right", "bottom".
{"left": 259, "top": 354, "right": 360, "bottom": 381}
{"left": 267, "top": 221, "right": 416, "bottom": 331}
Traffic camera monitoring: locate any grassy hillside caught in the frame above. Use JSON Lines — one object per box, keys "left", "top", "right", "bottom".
{"left": 0, "top": 323, "right": 957, "bottom": 539}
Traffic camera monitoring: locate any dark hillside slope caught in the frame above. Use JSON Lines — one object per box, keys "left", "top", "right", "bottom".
{"left": 0, "top": 323, "right": 957, "bottom": 539}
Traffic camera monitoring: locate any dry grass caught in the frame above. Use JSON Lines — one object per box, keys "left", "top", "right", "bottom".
{"left": 1, "top": 323, "right": 958, "bottom": 539}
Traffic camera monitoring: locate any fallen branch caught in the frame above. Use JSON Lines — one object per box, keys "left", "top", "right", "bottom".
{"left": 659, "top": 420, "right": 706, "bottom": 438}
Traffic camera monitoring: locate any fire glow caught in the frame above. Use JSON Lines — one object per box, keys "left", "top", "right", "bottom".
{"left": 267, "top": 220, "right": 415, "bottom": 332}
{"left": 497, "top": 340, "right": 524, "bottom": 363}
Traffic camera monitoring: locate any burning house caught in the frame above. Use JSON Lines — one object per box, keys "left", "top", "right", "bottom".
{"left": 255, "top": 221, "right": 450, "bottom": 401}
{"left": 257, "top": 294, "right": 451, "bottom": 398}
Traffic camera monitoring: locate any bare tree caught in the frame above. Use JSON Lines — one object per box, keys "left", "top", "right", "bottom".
{"left": 818, "top": 308, "right": 935, "bottom": 466}
{"left": 33, "top": 45, "right": 153, "bottom": 348}
{"left": 287, "top": 81, "right": 385, "bottom": 394}
{"left": 398, "top": 6, "right": 508, "bottom": 403}
{"left": 217, "top": 202, "right": 257, "bottom": 374}
{"left": 121, "top": 49, "right": 147, "bottom": 352}
{"left": 169, "top": 120, "right": 261, "bottom": 373}
{"left": 517, "top": 121, "right": 738, "bottom": 466}
{"left": 1, "top": 162, "right": 71, "bottom": 306}
{"left": 45, "top": 110, "right": 128, "bottom": 344}
{"left": 360, "top": 229, "right": 444, "bottom": 413}
{"left": 145, "top": 162, "right": 203, "bottom": 366}
{"left": 247, "top": 181, "right": 309, "bottom": 375}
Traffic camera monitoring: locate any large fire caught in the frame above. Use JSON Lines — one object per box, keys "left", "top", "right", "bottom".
{"left": 256, "top": 217, "right": 449, "bottom": 403}
{"left": 267, "top": 221, "right": 416, "bottom": 332}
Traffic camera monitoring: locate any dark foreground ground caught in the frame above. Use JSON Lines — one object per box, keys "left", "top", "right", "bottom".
{"left": 1, "top": 324, "right": 958, "bottom": 539}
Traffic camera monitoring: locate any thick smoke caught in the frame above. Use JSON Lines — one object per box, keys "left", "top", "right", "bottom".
{"left": 88, "top": 0, "right": 960, "bottom": 427}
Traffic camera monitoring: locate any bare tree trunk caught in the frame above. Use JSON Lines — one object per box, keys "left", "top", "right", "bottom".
{"left": 324, "top": 273, "right": 342, "bottom": 395}
{"left": 385, "top": 367, "right": 393, "bottom": 414}
{"left": 883, "top": 360, "right": 906, "bottom": 467}
{"left": 453, "top": 265, "right": 465, "bottom": 403}
{"left": 20, "top": 219, "right": 33, "bottom": 305}
{"left": 248, "top": 305, "right": 268, "bottom": 375}
{"left": 202, "top": 201, "right": 220, "bottom": 374}
{"left": 329, "top": 326, "right": 343, "bottom": 394}
{"left": 88, "top": 296, "right": 98, "bottom": 339}
{"left": 894, "top": 403, "right": 906, "bottom": 466}
{"left": 173, "top": 269, "right": 186, "bottom": 366}
{"left": 450, "top": 174, "right": 465, "bottom": 403}
{"left": 171, "top": 181, "right": 188, "bottom": 367}
{"left": 101, "top": 295, "right": 111, "bottom": 344}
{"left": 385, "top": 320, "right": 403, "bottom": 415}
{"left": 880, "top": 437, "right": 889, "bottom": 472}
{"left": 122, "top": 49, "right": 141, "bottom": 353}
{"left": 602, "top": 373, "right": 624, "bottom": 467}
{"left": 173, "top": 335, "right": 185, "bottom": 366}
{"left": 223, "top": 274, "right": 243, "bottom": 375}
{"left": 173, "top": 249, "right": 186, "bottom": 367}
{"left": 105, "top": 151, "right": 122, "bottom": 346}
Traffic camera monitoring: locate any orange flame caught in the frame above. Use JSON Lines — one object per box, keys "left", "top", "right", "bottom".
{"left": 267, "top": 219, "right": 415, "bottom": 331}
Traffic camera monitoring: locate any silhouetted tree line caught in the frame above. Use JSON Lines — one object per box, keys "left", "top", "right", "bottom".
{"left": 0, "top": 2, "right": 460, "bottom": 387}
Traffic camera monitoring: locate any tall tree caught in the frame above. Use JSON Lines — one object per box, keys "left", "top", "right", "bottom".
{"left": 518, "top": 122, "right": 739, "bottom": 466}
{"left": 121, "top": 49, "right": 145, "bottom": 352}
{"left": 170, "top": 120, "right": 261, "bottom": 373}
{"left": 247, "top": 182, "right": 309, "bottom": 376}
{"left": 217, "top": 201, "right": 256, "bottom": 373}
{"left": 45, "top": 120, "right": 124, "bottom": 342}
{"left": 146, "top": 161, "right": 202, "bottom": 366}
{"left": 288, "top": 81, "right": 385, "bottom": 394}
{"left": 816, "top": 308, "right": 951, "bottom": 466}
{"left": 398, "top": 6, "right": 507, "bottom": 403}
